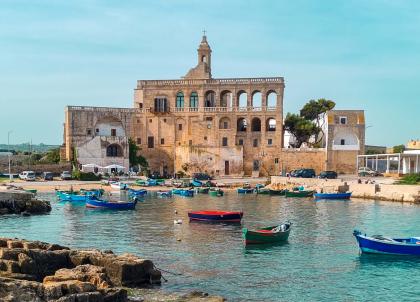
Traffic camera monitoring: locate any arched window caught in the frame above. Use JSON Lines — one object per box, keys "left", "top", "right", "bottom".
{"left": 237, "top": 118, "right": 247, "bottom": 132}
{"left": 220, "top": 91, "right": 232, "bottom": 108}
{"left": 267, "top": 91, "right": 277, "bottom": 107}
{"left": 190, "top": 92, "right": 198, "bottom": 108}
{"left": 252, "top": 91, "right": 262, "bottom": 108}
{"left": 176, "top": 92, "right": 184, "bottom": 108}
{"left": 251, "top": 118, "right": 261, "bottom": 132}
{"left": 266, "top": 118, "right": 276, "bottom": 131}
{"left": 106, "top": 144, "right": 122, "bottom": 157}
{"left": 238, "top": 91, "right": 247, "bottom": 108}
{"left": 202, "top": 55, "right": 207, "bottom": 63}
{"left": 205, "top": 91, "right": 216, "bottom": 107}
{"left": 219, "top": 117, "right": 231, "bottom": 129}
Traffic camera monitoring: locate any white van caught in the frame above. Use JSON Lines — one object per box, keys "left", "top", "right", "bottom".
{"left": 19, "top": 171, "right": 36, "bottom": 181}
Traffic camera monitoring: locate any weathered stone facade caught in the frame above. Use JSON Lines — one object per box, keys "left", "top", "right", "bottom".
{"left": 61, "top": 35, "right": 365, "bottom": 176}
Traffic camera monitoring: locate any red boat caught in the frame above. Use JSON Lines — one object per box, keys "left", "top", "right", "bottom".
{"left": 188, "top": 210, "right": 243, "bottom": 222}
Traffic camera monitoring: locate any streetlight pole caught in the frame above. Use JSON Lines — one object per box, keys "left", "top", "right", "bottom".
{"left": 7, "top": 131, "right": 13, "bottom": 182}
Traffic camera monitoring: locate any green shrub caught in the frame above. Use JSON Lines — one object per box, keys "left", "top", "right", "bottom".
{"left": 72, "top": 171, "right": 101, "bottom": 181}
{"left": 397, "top": 173, "right": 420, "bottom": 185}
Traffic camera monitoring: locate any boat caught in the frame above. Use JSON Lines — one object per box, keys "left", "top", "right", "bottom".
{"left": 172, "top": 188, "right": 194, "bottom": 197}
{"left": 25, "top": 189, "right": 37, "bottom": 194}
{"left": 135, "top": 179, "right": 148, "bottom": 186}
{"left": 237, "top": 187, "right": 254, "bottom": 194}
{"left": 128, "top": 188, "right": 148, "bottom": 197}
{"left": 86, "top": 198, "right": 137, "bottom": 210}
{"left": 191, "top": 179, "right": 203, "bottom": 187}
{"left": 157, "top": 190, "right": 172, "bottom": 198}
{"left": 269, "top": 189, "right": 286, "bottom": 196}
{"left": 110, "top": 182, "right": 129, "bottom": 190}
{"left": 197, "top": 187, "right": 209, "bottom": 194}
{"left": 285, "top": 190, "right": 314, "bottom": 198}
{"left": 243, "top": 222, "right": 292, "bottom": 245}
{"left": 314, "top": 192, "right": 352, "bottom": 200}
{"left": 255, "top": 184, "right": 265, "bottom": 190}
{"left": 57, "top": 191, "right": 91, "bottom": 202}
{"left": 353, "top": 230, "right": 420, "bottom": 256}
{"left": 256, "top": 187, "right": 270, "bottom": 195}
{"left": 209, "top": 188, "right": 224, "bottom": 197}
{"left": 188, "top": 210, "right": 243, "bottom": 222}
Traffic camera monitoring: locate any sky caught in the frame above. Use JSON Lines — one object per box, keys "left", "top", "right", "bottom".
{"left": 0, "top": 0, "right": 419, "bottom": 146}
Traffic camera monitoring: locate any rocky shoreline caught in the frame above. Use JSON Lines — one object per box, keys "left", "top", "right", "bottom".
{"left": 0, "top": 238, "right": 224, "bottom": 302}
{"left": 0, "top": 189, "right": 51, "bottom": 215}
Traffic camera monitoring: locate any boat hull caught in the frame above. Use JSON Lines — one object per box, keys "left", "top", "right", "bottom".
{"left": 243, "top": 224, "right": 291, "bottom": 245}
{"left": 86, "top": 199, "right": 137, "bottom": 210}
{"left": 237, "top": 188, "right": 254, "bottom": 194}
{"left": 128, "top": 189, "right": 147, "bottom": 197}
{"left": 314, "top": 192, "right": 351, "bottom": 200}
{"left": 269, "top": 189, "right": 286, "bottom": 196}
{"left": 285, "top": 190, "right": 314, "bottom": 198}
{"left": 188, "top": 211, "right": 243, "bottom": 222}
{"left": 354, "top": 231, "right": 420, "bottom": 256}
{"left": 209, "top": 190, "right": 224, "bottom": 197}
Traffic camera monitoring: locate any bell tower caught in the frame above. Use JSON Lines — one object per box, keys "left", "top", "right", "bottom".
{"left": 184, "top": 32, "right": 212, "bottom": 79}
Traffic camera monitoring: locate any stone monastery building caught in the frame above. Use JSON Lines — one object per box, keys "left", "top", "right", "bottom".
{"left": 61, "top": 35, "right": 365, "bottom": 176}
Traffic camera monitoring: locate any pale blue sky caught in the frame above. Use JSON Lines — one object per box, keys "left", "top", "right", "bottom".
{"left": 0, "top": 0, "right": 419, "bottom": 146}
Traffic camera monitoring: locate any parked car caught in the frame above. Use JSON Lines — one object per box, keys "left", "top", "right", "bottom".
{"left": 192, "top": 172, "right": 212, "bottom": 180}
{"left": 289, "top": 170, "right": 299, "bottom": 177}
{"left": 60, "top": 171, "right": 72, "bottom": 180}
{"left": 319, "top": 171, "right": 338, "bottom": 179}
{"left": 295, "top": 169, "right": 316, "bottom": 178}
{"left": 358, "top": 167, "right": 382, "bottom": 177}
{"left": 42, "top": 172, "right": 54, "bottom": 181}
{"left": 19, "top": 171, "right": 36, "bottom": 181}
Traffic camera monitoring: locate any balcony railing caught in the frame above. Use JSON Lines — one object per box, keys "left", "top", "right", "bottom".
{"left": 137, "top": 77, "right": 284, "bottom": 88}
{"left": 170, "top": 106, "right": 279, "bottom": 113}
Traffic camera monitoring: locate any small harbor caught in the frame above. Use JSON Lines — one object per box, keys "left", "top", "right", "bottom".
{"left": 1, "top": 190, "right": 420, "bottom": 301}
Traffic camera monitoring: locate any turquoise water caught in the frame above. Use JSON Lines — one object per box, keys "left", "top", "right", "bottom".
{"left": 1, "top": 192, "right": 420, "bottom": 301}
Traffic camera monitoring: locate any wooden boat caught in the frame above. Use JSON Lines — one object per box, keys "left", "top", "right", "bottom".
{"left": 86, "top": 198, "right": 137, "bottom": 210}
{"left": 256, "top": 188, "right": 270, "bottom": 195}
{"left": 135, "top": 179, "right": 148, "bottom": 186}
{"left": 197, "top": 187, "right": 209, "bottom": 194}
{"left": 191, "top": 179, "right": 203, "bottom": 187}
{"left": 57, "top": 192, "right": 90, "bottom": 202}
{"left": 110, "top": 182, "right": 129, "bottom": 190}
{"left": 237, "top": 187, "right": 254, "bottom": 194}
{"left": 209, "top": 189, "right": 224, "bottom": 197}
{"left": 314, "top": 192, "right": 352, "bottom": 200}
{"left": 353, "top": 230, "right": 420, "bottom": 256}
{"left": 25, "top": 189, "right": 37, "bottom": 194}
{"left": 188, "top": 210, "right": 243, "bottom": 222}
{"left": 269, "top": 189, "right": 286, "bottom": 196}
{"left": 157, "top": 190, "right": 172, "bottom": 198}
{"left": 255, "top": 184, "right": 265, "bottom": 190}
{"left": 243, "top": 222, "right": 292, "bottom": 245}
{"left": 128, "top": 188, "right": 148, "bottom": 197}
{"left": 285, "top": 190, "right": 314, "bottom": 198}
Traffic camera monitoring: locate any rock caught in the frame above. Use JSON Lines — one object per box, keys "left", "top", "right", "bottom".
{"left": 0, "top": 191, "right": 51, "bottom": 215}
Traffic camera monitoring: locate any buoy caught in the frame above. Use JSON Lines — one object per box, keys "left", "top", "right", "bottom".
{"left": 174, "top": 219, "right": 182, "bottom": 225}
{"left": 174, "top": 210, "right": 178, "bottom": 214}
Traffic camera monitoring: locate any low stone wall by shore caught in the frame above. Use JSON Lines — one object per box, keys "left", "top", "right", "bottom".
{"left": 0, "top": 189, "right": 51, "bottom": 215}
{"left": 270, "top": 176, "right": 420, "bottom": 203}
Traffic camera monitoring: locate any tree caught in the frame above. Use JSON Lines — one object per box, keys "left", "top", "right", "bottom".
{"left": 128, "top": 138, "right": 148, "bottom": 169}
{"left": 393, "top": 144, "right": 405, "bottom": 153}
{"left": 43, "top": 148, "right": 60, "bottom": 163}
{"left": 284, "top": 113, "right": 319, "bottom": 148}
{"left": 300, "top": 99, "right": 335, "bottom": 144}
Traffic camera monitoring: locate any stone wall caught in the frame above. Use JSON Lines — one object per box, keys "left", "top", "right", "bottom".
{"left": 327, "top": 150, "right": 358, "bottom": 174}
{"left": 277, "top": 149, "right": 326, "bottom": 175}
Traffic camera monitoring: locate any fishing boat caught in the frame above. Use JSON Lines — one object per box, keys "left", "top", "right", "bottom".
{"left": 243, "top": 222, "right": 292, "bottom": 245}
{"left": 209, "top": 188, "right": 224, "bottom": 197}
{"left": 237, "top": 187, "right": 254, "bottom": 194}
{"left": 256, "top": 187, "right": 270, "bottom": 195}
{"left": 57, "top": 191, "right": 91, "bottom": 202}
{"left": 255, "top": 184, "right": 265, "bottom": 190}
{"left": 191, "top": 179, "right": 203, "bottom": 187}
{"left": 188, "top": 210, "right": 243, "bottom": 222}
{"left": 128, "top": 188, "right": 148, "bottom": 197}
{"left": 172, "top": 188, "right": 194, "bottom": 197}
{"left": 25, "top": 189, "right": 37, "bottom": 194}
{"left": 285, "top": 190, "right": 314, "bottom": 198}
{"left": 353, "top": 230, "right": 420, "bottom": 256}
{"left": 269, "top": 189, "right": 286, "bottom": 196}
{"left": 197, "top": 187, "right": 209, "bottom": 194}
{"left": 314, "top": 192, "right": 352, "bottom": 200}
{"left": 86, "top": 198, "right": 137, "bottom": 210}
{"left": 135, "top": 179, "right": 148, "bottom": 186}
{"left": 110, "top": 182, "right": 129, "bottom": 190}
{"left": 157, "top": 190, "right": 172, "bottom": 198}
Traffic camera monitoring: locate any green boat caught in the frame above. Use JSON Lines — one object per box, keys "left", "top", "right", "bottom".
{"left": 197, "top": 187, "right": 210, "bottom": 194}
{"left": 135, "top": 179, "right": 148, "bottom": 186}
{"left": 209, "top": 189, "right": 224, "bottom": 197}
{"left": 269, "top": 189, "right": 286, "bottom": 196}
{"left": 25, "top": 189, "right": 37, "bottom": 194}
{"left": 243, "top": 222, "right": 292, "bottom": 245}
{"left": 256, "top": 188, "right": 270, "bottom": 195}
{"left": 285, "top": 190, "right": 314, "bottom": 198}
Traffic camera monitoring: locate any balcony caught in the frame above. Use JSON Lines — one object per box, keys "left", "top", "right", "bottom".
{"left": 171, "top": 106, "right": 278, "bottom": 113}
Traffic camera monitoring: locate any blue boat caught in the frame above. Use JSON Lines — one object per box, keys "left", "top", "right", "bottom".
{"left": 128, "top": 188, "right": 148, "bottom": 197}
{"left": 353, "top": 230, "right": 420, "bottom": 256}
{"left": 57, "top": 190, "right": 102, "bottom": 202}
{"left": 188, "top": 210, "right": 243, "bottom": 222}
{"left": 237, "top": 188, "right": 254, "bottom": 194}
{"left": 157, "top": 190, "right": 172, "bottom": 198}
{"left": 191, "top": 179, "right": 203, "bottom": 187}
{"left": 172, "top": 188, "right": 194, "bottom": 197}
{"left": 86, "top": 198, "right": 137, "bottom": 210}
{"left": 314, "top": 192, "right": 352, "bottom": 200}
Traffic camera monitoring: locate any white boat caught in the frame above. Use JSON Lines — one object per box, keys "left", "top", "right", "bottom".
{"left": 110, "top": 182, "right": 128, "bottom": 190}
